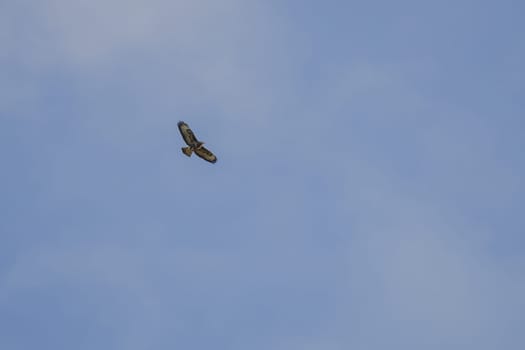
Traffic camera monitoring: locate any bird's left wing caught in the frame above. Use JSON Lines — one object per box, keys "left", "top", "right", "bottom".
{"left": 194, "top": 146, "right": 217, "bottom": 164}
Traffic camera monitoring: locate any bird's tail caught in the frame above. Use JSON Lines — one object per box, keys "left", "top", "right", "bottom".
{"left": 181, "top": 147, "right": 192, "bottom": 157}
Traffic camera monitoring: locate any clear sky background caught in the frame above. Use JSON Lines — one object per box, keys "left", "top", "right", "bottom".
{"left": 1, "top": 1, "right": 524, "bottom": 349}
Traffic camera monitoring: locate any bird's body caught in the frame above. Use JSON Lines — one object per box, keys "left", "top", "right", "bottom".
{"left": 177, "top": 121, "right": 217, "bottom": 163}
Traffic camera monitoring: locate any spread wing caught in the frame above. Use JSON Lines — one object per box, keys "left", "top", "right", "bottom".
{"left": 177, "top": 121, "right": 198, "bottom": 146}
{"left": 194, "top": 146, "right": 217, "bottom": 163}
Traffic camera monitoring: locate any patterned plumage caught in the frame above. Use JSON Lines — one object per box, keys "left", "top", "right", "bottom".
{"left": 177, "top": 121, "right": 217, "bottom": 164}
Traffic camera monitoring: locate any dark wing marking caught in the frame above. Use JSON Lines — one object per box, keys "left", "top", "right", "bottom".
{"left": 194, "top": 146, "right": 217, "bottom": 163}
{"left": 177, "top": 121, "right": 198, "bottom": 146}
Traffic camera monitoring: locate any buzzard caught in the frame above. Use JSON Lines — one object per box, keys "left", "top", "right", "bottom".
{"left": 177, "top": 121, "right": 217, "bottom": 163}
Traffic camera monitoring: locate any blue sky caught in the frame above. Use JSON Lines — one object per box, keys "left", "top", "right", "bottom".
{"left": 1, "top": 0, "right": 524, "bottom": 349}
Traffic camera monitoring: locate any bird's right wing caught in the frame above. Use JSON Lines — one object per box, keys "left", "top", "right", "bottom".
{"left": 177, "top": 121, "right": 198, "bottom": 146}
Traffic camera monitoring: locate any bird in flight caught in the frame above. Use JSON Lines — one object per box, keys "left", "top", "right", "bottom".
{"left": 177, "top": 121, "right": 217, "bottom": 164}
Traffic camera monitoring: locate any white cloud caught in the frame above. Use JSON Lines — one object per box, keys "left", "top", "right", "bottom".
{"left": 2, "top": 2, "right": 524, "bottom": 349}
{"left": 340, "top": 148, "right": 525, "bottom": 349}
{"left": 2, "top": 0, "right": 295, "bottom": 139}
